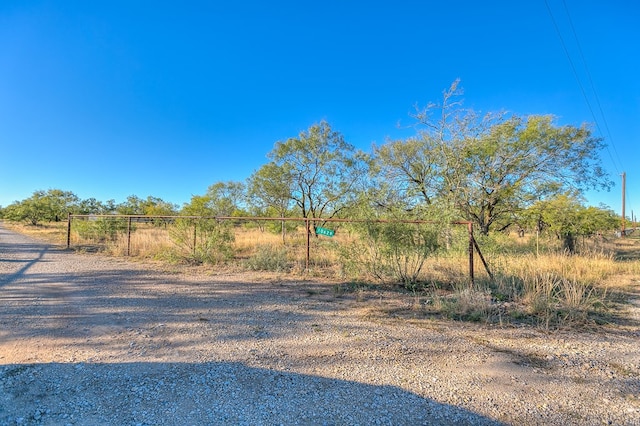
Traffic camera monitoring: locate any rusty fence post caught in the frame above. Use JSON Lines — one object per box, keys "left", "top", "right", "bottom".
{"left": 127, "top": 216, "right": 132, "bottom": 256}
{"left": 468, "top": 222, "right": 474, "bottom": 286}
{"left": 67, "top": 213, "right": 72, "bottom": 248}
{"left": 305, "top": 218, "right": 311, "bottom": 271}
{"left": 193, "top": 221, "right": 197, "bottom": 256}
{"left": 472, "top": 235, "right": 494, "bottom": 282}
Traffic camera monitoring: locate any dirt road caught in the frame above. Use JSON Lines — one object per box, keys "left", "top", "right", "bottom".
{"left": 1, "top": 225, "right": 639, "bottom": 425}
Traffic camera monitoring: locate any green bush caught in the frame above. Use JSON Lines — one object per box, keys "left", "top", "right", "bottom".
{"left": 245, "top": 245, "right": 290, "bottom": 272}
{"left": 74, "top": 217, "right": 129, "bottom": 242}
{"left": 169, "top": 218, "right": 234, "bottom": 264}
{"left": 341, "top": 221, "right": 441, "bottom": 287}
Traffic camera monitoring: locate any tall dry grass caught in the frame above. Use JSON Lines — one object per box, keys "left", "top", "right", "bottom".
{"left": 457, "top": 245, "right": 638, "bottom": 327}
{"left": 107, "top": 226, "right": 173, "bottom": 257}
{"left": 2, "top": 220, "right": 67, "bottom": 243}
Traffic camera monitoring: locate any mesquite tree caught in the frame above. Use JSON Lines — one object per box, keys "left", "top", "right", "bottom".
{"left": 266, "top": 121, "right": 371, "bottom": 227}
{"left": 376, "top": 81, "right": 612, "bottom": 234}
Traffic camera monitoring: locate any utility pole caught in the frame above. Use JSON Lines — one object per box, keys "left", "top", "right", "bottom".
{"left": 621, "top": 172, "right": 626, "bottom": 237}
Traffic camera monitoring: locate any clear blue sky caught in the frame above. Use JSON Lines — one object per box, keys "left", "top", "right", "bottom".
{"left": 1, "top": 1, "right": 638, "bottom": 217}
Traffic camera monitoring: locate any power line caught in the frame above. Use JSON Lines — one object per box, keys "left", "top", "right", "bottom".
{"left": 543, "top": 0, "right": 622, "bottom": 174}
{"left": 557, "top": 1, "right": 631, "bottom": 219}
{"left": 561, "top": 0, "right": 624, "bottom": 171}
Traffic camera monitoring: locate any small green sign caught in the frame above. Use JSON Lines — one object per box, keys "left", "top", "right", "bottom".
{"left": 315, "top": 226, "right": 335, "bottom": 237}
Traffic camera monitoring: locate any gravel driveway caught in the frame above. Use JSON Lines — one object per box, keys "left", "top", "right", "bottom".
{"left": 1, "top": 225, "right": 639, "bottom": 425}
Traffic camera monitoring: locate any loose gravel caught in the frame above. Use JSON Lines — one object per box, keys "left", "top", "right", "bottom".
{"left": 1, "top": 225, "right": 639, "bottom": 425}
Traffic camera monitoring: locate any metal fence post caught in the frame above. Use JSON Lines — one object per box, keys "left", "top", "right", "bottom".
{"left": 306, "top": 218, "right": 310, "bottom": 271}
{"left": 472, "top": 235, "right": 494, "bottom": 282}
{"left": 468, "top": 222, "right": 474, "bottom": 286}
{"left": 67, "top": 213, "right": 72, "bottom": 248}
{"left": 193, "top": 221, "right": 197, "bottom": 256}
{"left": 127, "top": 216, "right": 132, "bottom": 256}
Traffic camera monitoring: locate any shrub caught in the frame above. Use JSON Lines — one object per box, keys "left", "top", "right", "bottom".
{"left": 169, "top": 218, "right": 234, "bottom": 264}
{"left": 341, "top": 221, "right": 441, "bottom": 287}
{"left": 74, "top": 217, "right": 129, "bottom": 242}
{"left": 245, "top": 245, "right": 290, "bottom": 272}
{"left": 433, "top": 286, "right": 494, "bottom": 322}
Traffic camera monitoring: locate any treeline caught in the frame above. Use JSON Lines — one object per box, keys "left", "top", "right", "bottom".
{"left": 1, "top": 190, "right": 179, "bottom": 225}
{"left": 1, "top": 82, "right": 621, "bottom": 249}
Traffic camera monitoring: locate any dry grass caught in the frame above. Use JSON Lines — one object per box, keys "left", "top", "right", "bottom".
{"left": 493, "top": 252, "right": 622, "bottom": 285}
{"left": 234, "top": 226, "right": 283, "bottom": 257}
{"left": 2, "top": 220, "right": 68, "bottom": 243}
{"left": 107, "top": 226, "right": 174, "bottom": 257}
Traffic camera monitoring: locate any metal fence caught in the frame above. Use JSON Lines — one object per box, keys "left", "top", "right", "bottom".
{"left": 66, "top": 214, "right": 491, "bottom": 284}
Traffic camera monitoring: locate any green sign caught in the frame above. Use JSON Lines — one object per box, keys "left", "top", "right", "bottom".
{"left": 315, "top": 226, "right": 335, "bottom": 237}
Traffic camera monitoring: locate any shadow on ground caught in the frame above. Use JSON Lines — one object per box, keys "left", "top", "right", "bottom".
{"left": 0, "top": 361, "right": 502, "bottom": 425}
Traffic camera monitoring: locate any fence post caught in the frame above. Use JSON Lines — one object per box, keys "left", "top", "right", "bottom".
{"left": 472, "top": 235, "right": 493, "bottom": 281}
{"left": 306, "top": 218, "right": 311, "bottom": 271}
{"left": 468, "top": 222, "right": 474, "bottom": 286}
{"left": 127, "top": 216, "right": 132, "bottom": 256}
{"left": 67, "top": 213, "right": 72, "bottom": 248}
{"left": 193, "top": 221, "right": 197, "bottom": 256}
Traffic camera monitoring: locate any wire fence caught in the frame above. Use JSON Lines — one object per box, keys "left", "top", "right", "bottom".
{"left": 66, "top": 214, "right": 491, "bottom": 285}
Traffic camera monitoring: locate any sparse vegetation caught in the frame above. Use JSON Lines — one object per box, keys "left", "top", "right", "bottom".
{"left": 168, "top": 218, "right": 235, "bottom": 264}
{"left": 338, "top": 221, "right": 441, "bottom": 287}
{"left": 73, "top": 217, "right": 130, "bottom": 242}
{"left": 245, "top": 244, "right": 290, "bottom": 272}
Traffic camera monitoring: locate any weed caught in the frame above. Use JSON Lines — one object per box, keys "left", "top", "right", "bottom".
{"left": 245, "top": 245, "right": 290, "bottom": 272}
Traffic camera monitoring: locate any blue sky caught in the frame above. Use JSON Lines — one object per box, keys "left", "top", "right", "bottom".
{"left": 1, "top": 1, "right": 638, "bottom": 218}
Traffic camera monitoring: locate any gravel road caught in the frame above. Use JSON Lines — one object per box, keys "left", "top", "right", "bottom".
{"left": 1, "top": 224, "right": 639, "bottom": 425}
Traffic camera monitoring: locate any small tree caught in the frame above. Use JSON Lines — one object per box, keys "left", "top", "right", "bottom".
{"left": 247, "top": 162, "right": 295, "bottom": 242}
{"left": 46, "top": 189, "right": 79, "bottom": 221}
{"left": 538, "top": 194, "right": 583, "bottom": 253}
{"left": 525, "top": 194, "right": 620, "bottom": 253}
{"left": 577, "top": 205, "right": 619, "bottom": 236}
{"left": 116, "top": 195, "right": 177, "bottom": 226}
{"left": 181, "top": 195, "right": 212, "bottom": 216}
{"left": 140, "top": 196, "right": 178, "bottom": 216}
{"left": 117, "top": 195, "right": 145, "bottom": 215}
{"left": 205, "top": 181, "right": 247, "bottom": 217}
{"left": 267, "top": 121, "right": 370, "bottom": 234}
{"left": 180, "top": 181, "right": 246, "bottom": 217}
{"left": 169, "top": 217, "right": 234, "bottom": 264}
{"left": 2, "top": 199, "right": 43, "bottom": 225}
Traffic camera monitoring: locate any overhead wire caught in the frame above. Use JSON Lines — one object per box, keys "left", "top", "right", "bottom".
{"left": 560, "top": 0, "right": 624, "bottom": 171}
{"left": 560, "top": 0, "right": 631, "bottom": 219}
{"left": 543, "top": 0, "right": 622, "bottom": 175}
